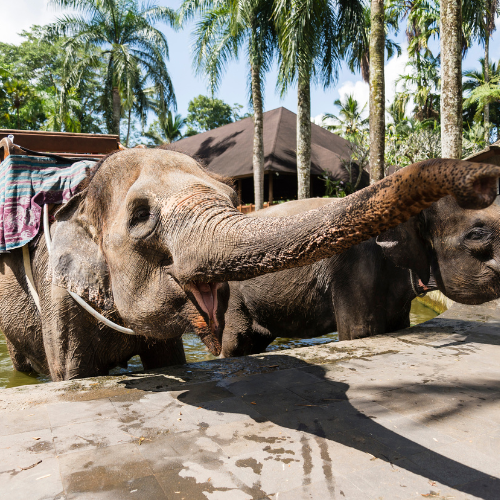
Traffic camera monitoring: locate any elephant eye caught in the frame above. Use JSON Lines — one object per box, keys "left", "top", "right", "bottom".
{"left": 132, "top": 207, "right": 151, "bottom": 223}
{"left": 464, "top": 227, "right": 489, "bottom": 241}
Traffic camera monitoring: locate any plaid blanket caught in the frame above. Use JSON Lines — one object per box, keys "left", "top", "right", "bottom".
{"left": 0, "top": 155, "right": 96, "bottom": 252}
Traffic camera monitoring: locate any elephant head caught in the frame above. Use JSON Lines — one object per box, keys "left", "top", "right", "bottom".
{"left": 377, "top": 196, "right": 500, "bottom": 304}
{"left": 49, "top": 149, "right": 500, "bottom": 345}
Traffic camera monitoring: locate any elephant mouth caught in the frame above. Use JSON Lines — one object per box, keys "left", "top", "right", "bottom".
{"left": 185, "top": 282, "right": 224, "bottom": 354}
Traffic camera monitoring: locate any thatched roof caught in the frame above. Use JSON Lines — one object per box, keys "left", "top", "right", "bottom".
{"left": 167, "top": 107, "right": 369, "bottom": 185}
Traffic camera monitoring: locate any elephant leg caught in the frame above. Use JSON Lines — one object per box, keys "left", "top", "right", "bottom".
{"left": 333, "top": 286, "right": 388, "bottom": 341}
{"left": 222, "top": 295, "right": 274, "bottom": 357}
{"left": 4, "top": 336, "right": 34, "bottom": 372}
{"left": 0, "top": 250, "right": 48, "bottom": 375}
{"left": 248, "top": 322, "right": 275, "bottom": 355}
{"left": 42, "top": 285, "right": 138, "bottom": 380}
{"left": 139, "top": 337, "right": 186, "bottom": 369}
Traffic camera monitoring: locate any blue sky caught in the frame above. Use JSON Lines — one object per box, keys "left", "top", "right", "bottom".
{"left": 2, "top": 0, "right": 499, "bottom": 123}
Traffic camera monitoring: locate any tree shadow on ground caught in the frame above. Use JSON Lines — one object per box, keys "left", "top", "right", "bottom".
{"left": 122, "top": 354, "right": 500, "bottom": 499}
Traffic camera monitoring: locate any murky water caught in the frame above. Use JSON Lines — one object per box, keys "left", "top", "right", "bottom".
{"left": 0, "top": 299, "right": 438, "bottom": 388}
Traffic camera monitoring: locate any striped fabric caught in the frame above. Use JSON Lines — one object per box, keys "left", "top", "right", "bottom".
{"left": 0, "top": 155, "right": 96, "bottom": 252}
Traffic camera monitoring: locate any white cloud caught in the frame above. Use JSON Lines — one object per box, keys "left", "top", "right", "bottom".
{"left": 384, "top": 48, "right": 409, "bottom": 105}
{"left": 0, "top": 0, "right": 59, "bottom": 44}
{"left": 313, "top": 46, "right": 411, "bottom": 125}
{"left": 338, "top": 80, "right": 370, "bottom": 117}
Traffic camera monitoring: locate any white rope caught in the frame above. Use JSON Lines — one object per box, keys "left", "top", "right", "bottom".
{"left": 43, "top": 204, "right": 136, "bottom": 335}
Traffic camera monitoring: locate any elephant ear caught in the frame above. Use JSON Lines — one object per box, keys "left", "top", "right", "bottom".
{"left": 50, "top": 189, "right": 114, "bottom": 310}
{"left": 376, "top": 217, "right": 431, "bottom": 285}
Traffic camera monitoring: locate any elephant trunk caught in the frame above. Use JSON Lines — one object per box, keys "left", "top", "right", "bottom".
{"left": 169, "top": 159, "right": 500, "bottom": 285}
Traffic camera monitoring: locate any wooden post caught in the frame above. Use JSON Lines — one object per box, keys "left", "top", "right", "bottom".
{"left": 237, "top": 180, "right": 242, "bottom": 205}
{"left": 268, "top": 173, "right": 274, "bottom": 205}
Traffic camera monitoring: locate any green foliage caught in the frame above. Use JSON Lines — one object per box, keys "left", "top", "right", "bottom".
{"left": 46, "top": 0, "right": 177, "bottom": 136}
{"left": 180, "top": 0, "right": 277, "bottom": 99}
{"left": 340, "top": 5, "right": 401, "bottom": 83}
{"left": 395, "top": 52, "right": 440, "bottom": 121}
{"left": 463, "top": 58, "right": 500, "bottom": 140}
{"left": 186, "top": 94, "right": 241, "bottom": 132}
{"left": 145, "top": 112, "right": 187, "bottom": 145}
{"left": 385, "top": 118, "right": 441, "bottom": 168}
{"left": 321, "top": 177, "right": 353, "bottom": 197}
{"left": 323, "top": 94, "right": 368, "bottom": 140}
{"left": 0, "top": 26, "right": 105, "bottom": 132}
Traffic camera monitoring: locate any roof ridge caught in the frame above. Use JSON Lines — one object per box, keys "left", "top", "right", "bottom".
{"left": 269, "top": 107, "right": 284, "bottom": 162}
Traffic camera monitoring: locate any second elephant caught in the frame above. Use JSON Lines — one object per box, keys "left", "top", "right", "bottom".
{"left": 221, "top": 196, "right": 500, "bottom": 357}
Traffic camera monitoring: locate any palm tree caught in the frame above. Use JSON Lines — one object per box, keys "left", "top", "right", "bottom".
{"left": 145, "top": 111, "right": 187, "bottom": 145}
{"left": 463, "top": 60, "right": 500, "bottom": 140}
{"left": 440, "top": 0, "right": 462, "bottom": 158}
{"left": 41, "top": 87, "right": 82, "bottom": 132}
{"left": 480, "top": 0, "right": 500, "bottom": 142}
{"left": 179, "top": 0, "right": 277, "bottom": 210}
{"left": 274, "top": 0, "right": 364, "bottom": 198}
{"left": 389, "top": 0, "right": 489, "bottom": 154}
{"left": 323, "top": 94, "right": 368, "bottom": 140}
{"left": 369, "top": 0, "right": 386, "bottom": 182}
{"left": 46, "top": 0, "right": 177, "bottom": 138}
{"left": 341, "top": 6, "right": 401, "bottom": 84}
{"left": 395, "top": 52, "right": 440, "bottom": 121}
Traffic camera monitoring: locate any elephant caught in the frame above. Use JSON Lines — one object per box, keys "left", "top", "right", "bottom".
{"left": 0, "top": 149, "right": 498, "bottom": 380}
{"left": 220, "top": 194, "right": 500, "bottom": 357}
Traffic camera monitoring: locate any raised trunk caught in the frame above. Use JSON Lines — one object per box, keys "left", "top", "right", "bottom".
{"left": 369, "top": 0, "right": 385, "bottom": 183}
{"left": 484, "top": 33, "right": 490, "bottom": 144}
{"left": 297, "top": 75, "right": 311, "bottom": 199}
{"left": 112, "top": 86, "right": 121, "bottom": 139}
{"left": 251, "top": 64, "right": 265, "bottom": 210}
{"left": 440, "top": 0, "right": 463, "bottom": 158}
{"left": 171, "top": 159, "right": 500, "bottom": 285}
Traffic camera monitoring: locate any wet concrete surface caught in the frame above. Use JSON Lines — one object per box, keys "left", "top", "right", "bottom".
{"left": 0, "top": 301, "right": 499, "bottom": 499}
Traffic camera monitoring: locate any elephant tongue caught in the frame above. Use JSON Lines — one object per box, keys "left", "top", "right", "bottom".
{"left": 186, "top": 282, "right": 219, "bottom": 327}
{"left": 197, "top": 283, "right": 215, "bottom": 315}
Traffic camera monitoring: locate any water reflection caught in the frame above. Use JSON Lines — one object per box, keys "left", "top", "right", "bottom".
{"left": 0, "top": 299, "right": 438, "bottom": 388}
{"left": 0, "top": 335, "right": 50, "bottom": 388}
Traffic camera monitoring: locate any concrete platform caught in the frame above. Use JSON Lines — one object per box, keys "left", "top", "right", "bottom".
{"left": 1, "top": 301, "right": 500, "bottom": 499}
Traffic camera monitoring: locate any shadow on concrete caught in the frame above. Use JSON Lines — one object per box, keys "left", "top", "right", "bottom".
{"left": 122, "top": 354, "right": 500, "bottom": 499}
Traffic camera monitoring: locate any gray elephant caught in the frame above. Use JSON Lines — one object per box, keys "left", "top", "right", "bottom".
{"left": 221, "top": 194, "right": 500, "bottom": 357}
{"left": 0, "top": 149, "right": 499, "bottom": 380}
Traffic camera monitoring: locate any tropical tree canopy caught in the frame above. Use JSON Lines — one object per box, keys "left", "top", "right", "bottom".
{"left": 323, "top": 94, "right": 368, "bottom": 140}
{"left": 45, "top": 0, "right": 177, "bottom": 137}
{"left": 186, "top": 94, "right": 241, "bottom": 133}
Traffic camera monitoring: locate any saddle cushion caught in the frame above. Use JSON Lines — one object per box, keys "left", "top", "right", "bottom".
{"left": 0, "top": 155, "right": 95, "bottom": 252}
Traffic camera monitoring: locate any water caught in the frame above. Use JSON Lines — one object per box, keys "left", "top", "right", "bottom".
{"left": 0, "top": 299, "right": 438, "bottom": 388}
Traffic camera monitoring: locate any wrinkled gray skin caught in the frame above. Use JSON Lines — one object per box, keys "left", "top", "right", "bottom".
{"left": 221, "top": 196, "right": 500, "bottom": 357}
{"left": 1, "top": 150, "right": 499, "bottom": 380}
{"left": 0, "top": 240, "right": 217, "bottom": 380}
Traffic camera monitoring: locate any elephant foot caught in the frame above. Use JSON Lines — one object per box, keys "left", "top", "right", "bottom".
{"left": 140, "top": 337, "right": 186, "bottom": 370}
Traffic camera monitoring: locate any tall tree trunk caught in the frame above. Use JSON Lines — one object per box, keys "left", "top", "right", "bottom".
{"left": 112, "top": 86, "right": 121, "bottom": 139}
{"left": 297, "top": 74, "right": 311, "bottom": 199}
{"left": 369, "top": 0, "right": 385, "bottom": 184}
{"left": 440, "top": 0, "right": 463, "bottom": 158}
{"left": 251, "top": 64, "right": 265, "bottom": 210}
{"left": 126, "top": 107, "right": 132, "bottom": 147}
{"left": 484, "top": 32, "right": 490, "bottom": 144}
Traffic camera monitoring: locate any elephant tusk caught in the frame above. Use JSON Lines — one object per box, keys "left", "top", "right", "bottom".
{"left": 43, "top": 204, "right": 137, "bottom": 336}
